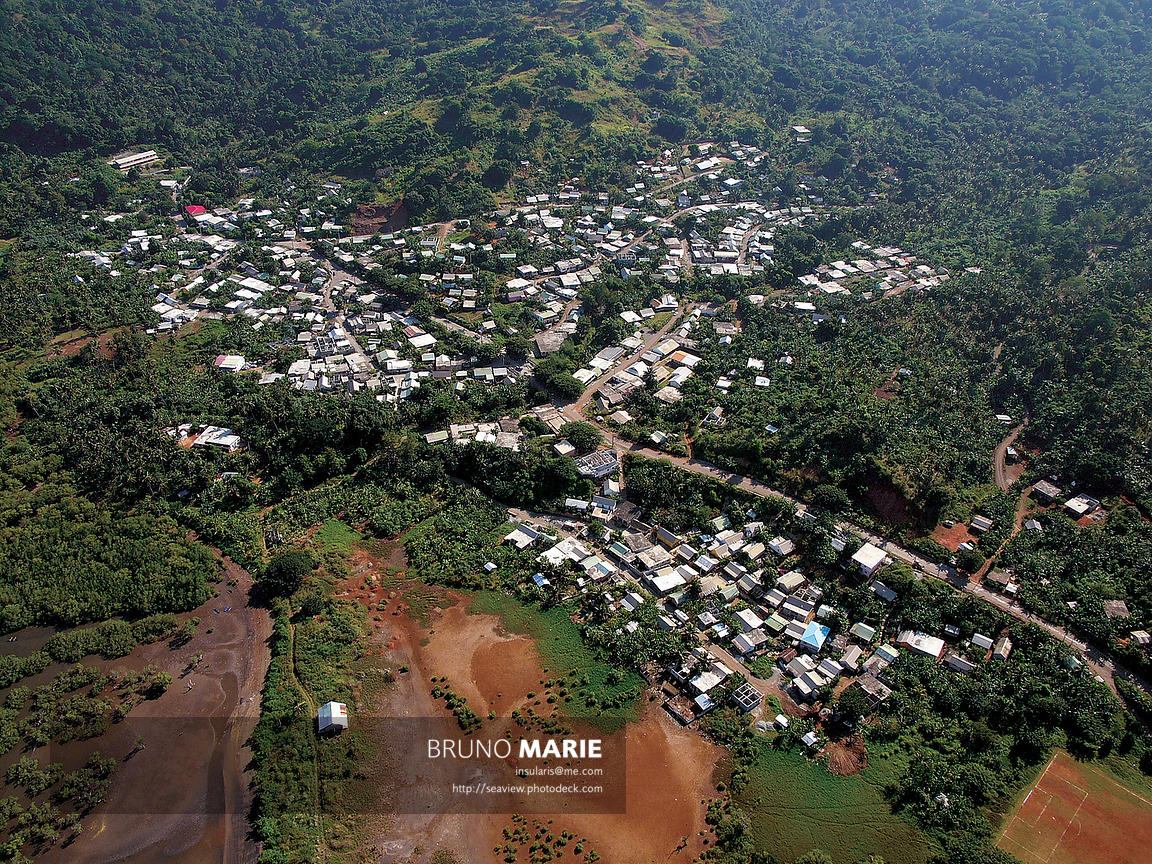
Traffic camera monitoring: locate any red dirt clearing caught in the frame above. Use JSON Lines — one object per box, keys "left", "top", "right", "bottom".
{"left": 998, "top": 750, "right": 1152, "bottom": 864}
{"left": 348, "top": 540, "right": 722, "bottom": 864}
{"left": 931, "top": 521, "right": 977, "bottom": 552}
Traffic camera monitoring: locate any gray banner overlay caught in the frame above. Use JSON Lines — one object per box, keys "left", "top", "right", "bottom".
{"left": 46, "top": 716, "right": 627, "bottom": 814}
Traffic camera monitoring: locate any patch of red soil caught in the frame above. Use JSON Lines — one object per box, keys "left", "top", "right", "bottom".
{"left": 352, "top": 581, "right": 721, "bottom": 864}
{"left": 351, "top": 200, "right": 408, "bottom": 235}
{"left": 866, "top": 476, "right": 916, "bottom": 526}
{"left": 825, "top": 736, "right": 867, "bottom": 777}
{"left": 999, "top": 750, "right": 1152, "bottom": 864}
{"left": 932, "top": 522, "right": 978, "bottom": 552}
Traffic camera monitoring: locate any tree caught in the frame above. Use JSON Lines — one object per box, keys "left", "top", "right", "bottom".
{"left": 836, "top": 685, "right": 871, "bottom": 724}
{"left": 482, "top": 159, "right": 515, "bottom": 190}
{"left": 504, "top": 334, "right": 531, "bottom": 360}
{"left": 558, "top": 421, "right": 602, "bottom": 454}
{"left": 262, "top": 550, "right": 315, "bottom": 598}
{"left": 812, "top": 483, "right": 849, "bottom": 512}
{"left": 956, "top": 548, "right": 986, "bottom": 574}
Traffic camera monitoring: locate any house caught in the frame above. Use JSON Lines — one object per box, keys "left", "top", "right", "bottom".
{"left": 621, "top": 591, "right": 644, "bottom": 612}
{"left": 985, "top": 571, "right": 1011, "bottom": 591}
{"left": 1103, "top": 599, "right": 1131, "bottom": 619}
{"left": 799, "top": 621, "right": 830, "bottom": 654}
{"left": 849, "top": 622, "right": 876, "bottom": 642}
{"left": 791, "top": 670, "right": 826, "bottom": 702}
{"left": 784, "top": 654, "right": 816, "bottom": 679}
{"left": 897, "top": 630, "right": 946, "bottom": 660}
{"left": 971, "top": 632, "right": 994, "bottom": 651}
{"left": 852, "top": 542, "right": 887, "bottom": 577}
{"left": 1131, "top": 630, "right": 1152, "bottom": 648}
{"left": 869, "top": 580, "right": 897, "bottom": 603}
{"left": 736, "top": 572, "right": 763, "bottom": 599}
{"left": 609, "top": 410, "right": 633, "bottom": 426}
{"left": 817, "top": 658, "right": 843, "bottom": 681}
{"left": 732, "top": 631, "right": 758, "bottom": 654}
{"left": 318, "top": 701, "right": 349, "bottom": 733}
{"left": 1030, "top": 480, "right": 1062, "bottom": 503}
{"left": 736, "top": 609, "right": 765, "bottom": 632}
{"left": 768, "top": 536, "right": 796, "bottom": 557}
{"left": 992, "top": 635, "right": 1013, "bottom": 661}
{"left": 777, "top": 571, "right": 806, "bottom": 593}
{"left": 840, "top": 644, "right": 864, "bottom": 670}
{"left": 213, "top": 353, "right": 246, "bottom": 372}
{"left": 853, "top": 674, "right": 893, "bottom": 709}
{"left": 689, "top": 663, "right": 731, "bottom": 695}
{"left": 774, "top": 714, "right": 790, "bottom": 730}
{"left": 1064, "top": 494, "right": 1100, "bottom": 517}
{"left": 801, "top": 731, "right": 820, "bottom": 749}
{"left": 969, "top": 515, "right": 993, "bottom": 534}
{"left": 574, "top": 449, "right": 618, "bottom": 478}
{"left": 504, "top": 524, "right": 542, "bottom": 550}
{"left": 944, "top": 653, "right": 977, "bottom": 674}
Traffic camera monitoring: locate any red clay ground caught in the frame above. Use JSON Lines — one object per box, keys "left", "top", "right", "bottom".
{"left": 998, "top": 750, "right": 1152, "bottom": 864}
{"left": 825, "top": 736, "right": 867, "bottom": 777}
{"left": 865, "top": 476, "right": 916, "bottom": 526}
{"left": 931, "top": 521, "right": 978, "bottom": 552}
{"left": 344, "top": 543, "right": 723, "bottom": 864}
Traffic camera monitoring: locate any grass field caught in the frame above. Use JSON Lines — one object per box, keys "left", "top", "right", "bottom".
{"left": 315, "top": 517, "right": 363, "bottom": 554}
{"left": 735, "top": 744, "right": 935, "bottom": 864}
{"left": 468, "top": 591, "right": 643, "bottom": 730}
{"left": 998, "top": 750, "right": 1152, "bottom": 864}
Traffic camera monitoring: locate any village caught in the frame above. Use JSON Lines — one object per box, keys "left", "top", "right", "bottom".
{"left": 80, "top": 142, "right": 1139, "bottom": 766}
{"left": 486, "top": 458, "right": 1128, "bottom": 758}
{"left": 79, "top": 140, "right": 955, "bottom": 455}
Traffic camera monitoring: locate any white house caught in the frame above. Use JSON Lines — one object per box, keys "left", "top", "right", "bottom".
{"left": 852, "top": 542, "right": 887, "bottom": 577}
{"left": 318, "top": 701, "right": 349, "bottom": 733}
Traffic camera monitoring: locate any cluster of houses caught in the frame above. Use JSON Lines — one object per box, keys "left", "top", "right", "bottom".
{"left": 80, "top": 143, "right": 963, "bottom": 512}
{"left": 163, "top": 423, "right": 245, "bottom": 453}
{"left": 501, "top": 483, "right": 1031, "bottom": 745}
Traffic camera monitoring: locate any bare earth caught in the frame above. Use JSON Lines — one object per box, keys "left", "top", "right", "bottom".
{"left": 48, "top": 557, "right": 271, "bottom": 864}
{"left": 999, "top": 750, "right": 1152, "bottom": 864}
{"left": 350, "top": 553, "right": 722, "bottom": 864}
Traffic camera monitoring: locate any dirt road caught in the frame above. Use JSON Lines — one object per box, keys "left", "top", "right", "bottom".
{"left": 564, "top": 302, "right": 695, "bottom": 419}
{"left": 993, "top": 421, "right": 1026, "bottom": 491}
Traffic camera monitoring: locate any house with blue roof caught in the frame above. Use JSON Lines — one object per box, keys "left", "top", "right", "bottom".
{"left": 799, "top": 621, "right": 830, "bottom": 654}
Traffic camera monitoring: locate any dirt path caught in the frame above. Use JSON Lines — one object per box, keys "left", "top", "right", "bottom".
{"left": 994, "top": 421, "right": 1026, "bottom": 491}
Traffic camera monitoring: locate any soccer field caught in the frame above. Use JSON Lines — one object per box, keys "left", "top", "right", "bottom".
{"left": 998, "top": 751, "right": 1152, "bottom": 864}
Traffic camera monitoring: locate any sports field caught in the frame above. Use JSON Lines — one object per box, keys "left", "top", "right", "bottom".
{"left": 998, "top": 750, "right": 1152, "bottom": 864}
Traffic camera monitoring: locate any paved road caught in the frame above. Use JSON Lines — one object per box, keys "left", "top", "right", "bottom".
{"left": 564, "top": 302, "right": 695, "bottom": 419}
